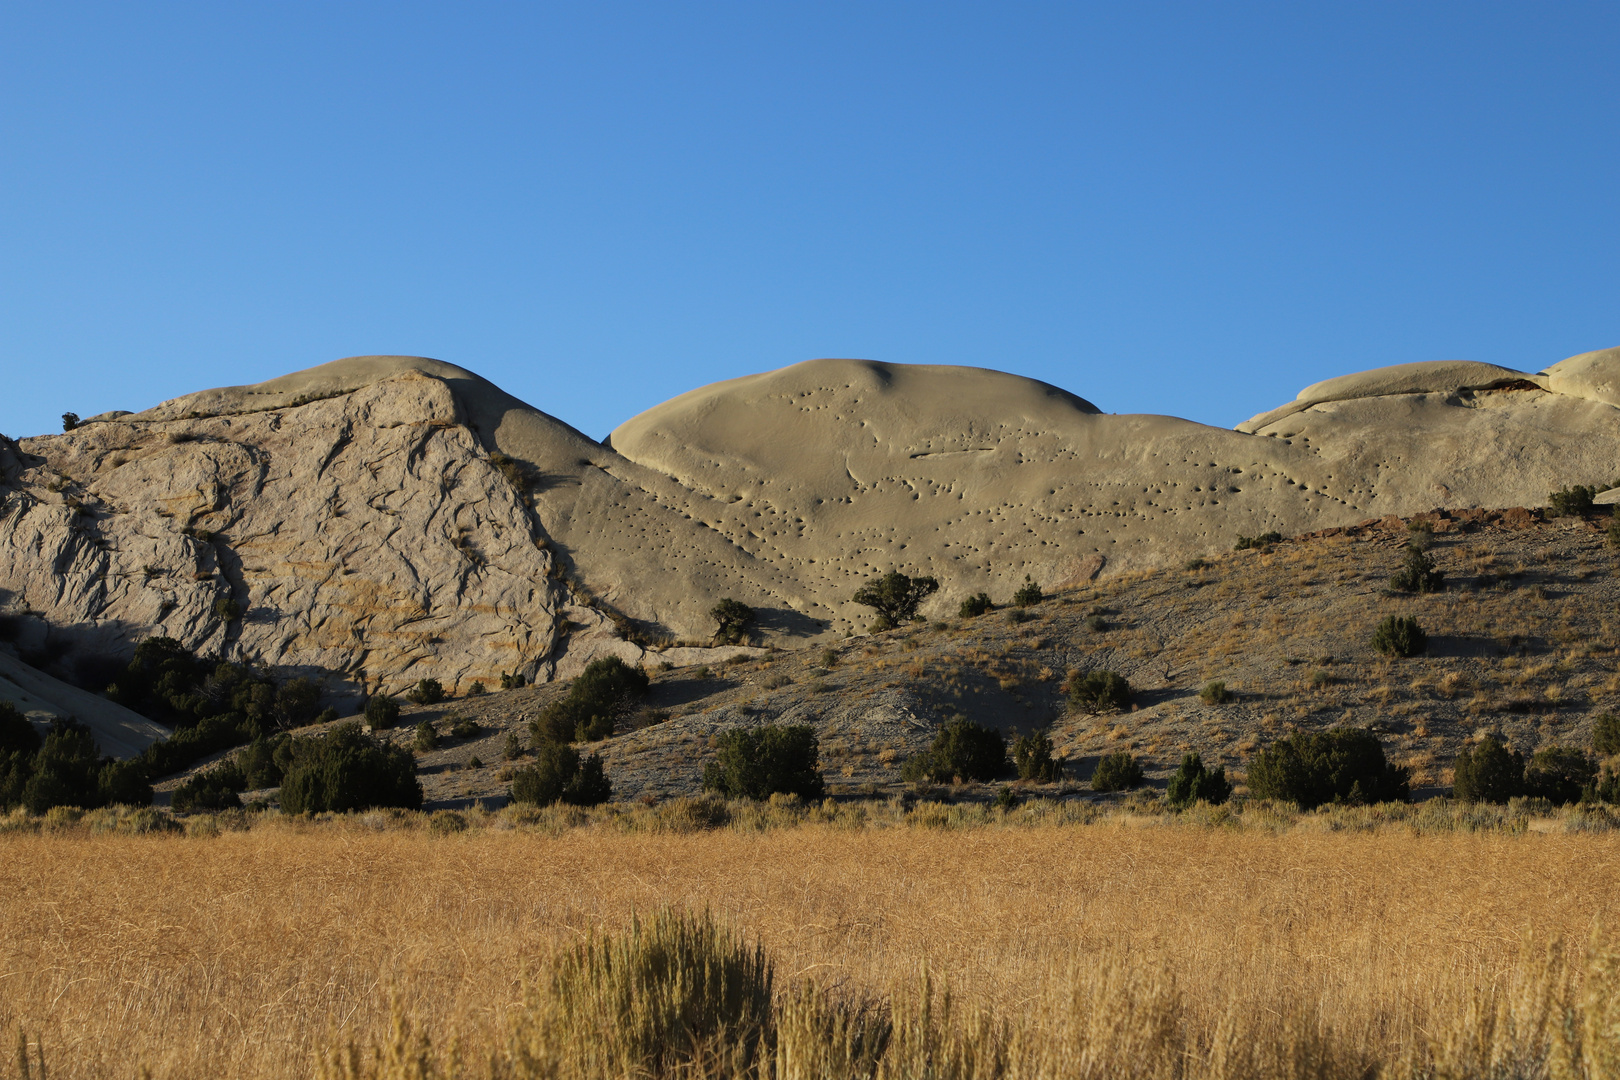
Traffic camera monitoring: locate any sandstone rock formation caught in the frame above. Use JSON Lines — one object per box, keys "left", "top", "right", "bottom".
{"left": 3, "top": 346, "right": 1617, "bottom": 711}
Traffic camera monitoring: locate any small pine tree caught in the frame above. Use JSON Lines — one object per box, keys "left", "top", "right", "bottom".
{"left": 413, "top": 721, "right": 440, "bottom": 752}
{"left": 959, "top": 593, "right": 992, "bottom": 618}
{"left": 531, "top": 656, "right": 650, "bottom": 744}
{"left": 1548, "top": 485, "right": 1597, "bottom": 517}
{"left": 278, "top": 723, "right": 422, "bottom": 813}
{"left": 1066, "top": 670, "right": 1133, "bottom": 712}
{"left": 1166, "top": 752, "right": 1231, "bottom": 807}
{"left": 365, "top": 695, "right": 401, "bottom": 730}
{"left": 1012, "top": 729, "right": 1062, "bottom": 782}
{"left": 1594, "top": 714, "right": 1620, "bottom": 757}
{"left": 1389, "top": 546, "right": 1445, "bottom": 593}
{"left": 1248, "top": 727, "right": 1410, "bottom": 809}
{"left": 510, "top": 742, "right": 612, "bottom": 806}
{"left": 1090, "top": 750, "right": 1143, "bottom": 793}
{"left": 1012, "top": 576, "right": 1043, "bottom": 607}
{"left": 709, "top": 599, "right": 756, "bottom": 645}
{"left": 852, "top": 571, "right": 940, "bottom": 626}
{"left": 902, "top": 719, "right": 1007, "bottom": 784}
{"left": 1452, "top": 735, "right": 1523, "bottom": 804}
{"left": 702, "top": 724, "right": 825, "bottom": 800}
{"left": 1372, "top": 615, "right": 1427, "bottom": 658}
{"left": 1522, "top": 746, "right": 1596, "bottom": 805}
{"left": 407, "top": 678, "right": 445, "bottom": 705}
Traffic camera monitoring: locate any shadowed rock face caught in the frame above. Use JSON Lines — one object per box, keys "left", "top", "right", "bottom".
{"left": 3, "top": 348, "right": 1618, "bottom": 702}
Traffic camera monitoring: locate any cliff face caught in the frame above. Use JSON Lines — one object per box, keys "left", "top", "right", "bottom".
{"left": 0, "top": 371, "right": 569, "bottom": 702}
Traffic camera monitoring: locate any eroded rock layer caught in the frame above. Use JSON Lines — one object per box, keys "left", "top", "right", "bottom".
{"left": 3, "top": 346, "right": 1618, "bottom": 704}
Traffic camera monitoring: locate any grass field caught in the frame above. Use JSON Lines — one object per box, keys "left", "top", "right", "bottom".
{"left": 4, "top": 804, "right": 1620, "bottom": 1078}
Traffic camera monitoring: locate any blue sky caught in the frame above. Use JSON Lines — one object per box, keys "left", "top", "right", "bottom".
{"left": 3, "top": 3, "right": 1617, "bottom": 441}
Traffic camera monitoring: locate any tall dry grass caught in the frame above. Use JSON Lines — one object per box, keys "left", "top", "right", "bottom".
{"left": 2, "top": 809, "right": 1619, "bottom": 1078}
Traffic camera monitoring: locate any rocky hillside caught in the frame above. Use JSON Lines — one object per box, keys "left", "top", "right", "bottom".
{"left": 3, "top": 347, "right": 1618, "bottom": 707}
{"left": 157, "top": 504, "right": 1620, "bottom": 809}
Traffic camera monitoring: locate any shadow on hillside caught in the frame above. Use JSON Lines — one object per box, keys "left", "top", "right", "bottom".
{"left": 753, "top": 606, "right": 828, "bottom": 640}
{"left": 1422, "top": 634, "right": 1502, "bottom": 660}
{"left": 647, "top": 676, "right": 736, "bottom": 710}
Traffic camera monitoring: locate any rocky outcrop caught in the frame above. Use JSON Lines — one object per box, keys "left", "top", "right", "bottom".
{"left": 4, "top": 346, "right": 1619, "bottom": 709}
{"left": 1, "top": 372, "right": 567, "bottom": 702}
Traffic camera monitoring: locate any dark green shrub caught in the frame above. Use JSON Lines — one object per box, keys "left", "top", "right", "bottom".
{"left": 959, "top": 593, "right": 993, "bottom": 618}
{"left": 272, "top": 677, "right": 321, "bottom": 729}
{"left": 213, "top": 597, "right": 241, "bottom": 622}
{"left": 500, "top": 671, "right": 527, "bottom": 690}
{"left": 531, "top": 656, "right": 650, "bottom": 744}
{"left": 1166, "top": 752, "right": 1230, "bottom": 807}
{"left": 135, "top": 712, "right": 252, "bottom": 781}
{"left": 902, "top": 718, "right": 1006, "bottom": 784}
{"left": 1548, "top": 485, "right": 1597, "bottom": 517}
{"left": 315, "top": 707, "right": 339, "bottom": 725}
{"left": 1012, "top": 729, "right": 1062, "bottom": 782}
{"left": 466, "top": 680, "right": 487, "bottom": 698}
{"left": 709, "top": 599, "right": 756, "bottom": 645}
{"left": 1012, "top": 576, "right": 1043, "bottom": 607}
{"left": 1066, "top": 670, "right": 1133, "bottom": 712}
{"left": 170, "top": 764, "right": 244, "bottom": 812}
{"left": 1595, "top": 765, "right": 1620, "bottom": 805}
{"left": 97, "top": 759, "right": 154, "bottom": 806}
{"left": 1372, "top": 615, "right": 1427, "bottom": 658}
{"left": 61, "top": 412, "right": 80, "bottom": 432}
{"left": 22, "top": 720, "right": 104, "bottom": 813}
{"left": 510, "top": 742, "right": 613, "bottom": 806}
{"left": 1522, "top": 746, "right": 1596, "bottom": 805}
{"left": 236, "top": 735, "right": 287, "bottom": 788}
{"left": 994, "top": 785, "right": 1019, "bottom": 810}
{"left": 1247, "top": 727, "right": 1410, "bottom": 809}
{"left": 1595, "top": 714, "right": 1620, "bottom": 757}
{"left": 819, "top": 648, "right": 839, "bottom": 669}
{"left": 1607, "top": 511, "right": 1620, "bottom": 550}
{"left": 1090, "top": 750, "right": 1143, "bottom": 792}
{"left": 1234, "top": 531, "right": 1283, "bottom": 551}
{"left": 0, "top": 702, "right": 41, "bottom": 758}
{"left": 365, "top": 695, "right": 401, "bottom": 730}
{"left": 852, "top": 570, "right": 940, "bottom": 625}
{"left": 703, "top": 724, "right": 825, "bottom": 800}
{"left": 407, "top": 678, "right": 445, "bottom": 706}
{"left": 1452, "top": 735, "right": 1523, "bottom": 804}
{"left": 1199, "top": 681, "right": 1231, "bottom": 705}
{"left": 1389, "top": 546, "right": 1445, "bottom": 594}
{"left": 413, "top": 721, "right": 440, "bottom": 752}
{"left": 503, "top": 731, "right": 523, "bottom": 761}
{"left": 450, "top": 718, "right": 480, "bottom": 740}
{"left": 1085, "top": 614, "right": 1108, "bottom": 633}
{"left": 278, "top": 723, "right": 422, "bottom": 813}
{"left": 113, "top": 637, "right": 306, "bottom": 778}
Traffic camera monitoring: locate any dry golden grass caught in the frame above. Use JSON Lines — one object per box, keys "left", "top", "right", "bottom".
{"left": 4, "top": 813, "right": 1620, "bottom": 1078}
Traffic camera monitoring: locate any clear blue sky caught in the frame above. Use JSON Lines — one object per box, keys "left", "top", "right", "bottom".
{"left": 3, "top": 3, "right": 1617, "bottom": 441}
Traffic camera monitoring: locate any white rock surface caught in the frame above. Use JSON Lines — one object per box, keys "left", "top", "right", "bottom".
{"left": 1543, "top": 346, "right": 1620, "bottom": 409}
